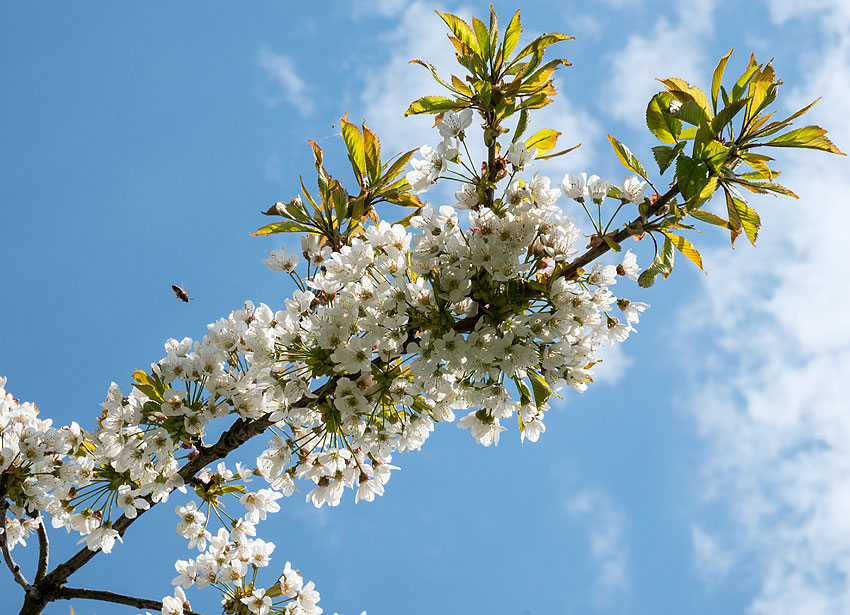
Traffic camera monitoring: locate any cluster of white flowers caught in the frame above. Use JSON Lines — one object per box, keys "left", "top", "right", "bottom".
{"left": 0, "top": 112, "right": 650, "bottom": 615}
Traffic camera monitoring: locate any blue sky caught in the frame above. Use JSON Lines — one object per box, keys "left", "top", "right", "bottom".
{"left": 1, "top": 1, "right": 849, "bottom": 614}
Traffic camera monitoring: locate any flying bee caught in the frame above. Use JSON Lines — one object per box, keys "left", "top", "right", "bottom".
{"left": 171, "top": 284, "right": 190, "bottom": 303}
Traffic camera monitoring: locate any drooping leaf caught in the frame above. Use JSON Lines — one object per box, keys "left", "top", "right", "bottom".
{"left": 608, "top": 135, "right": 648, "bottom": 179}
{"left": 528, "top": 370, "right": 555, "bottom": 410}
{"left": 652, "top": 142, "right": 686, "bottom": 174}
{"left": 675, "top": 155, "right": 710, "bottom": 201}
{"left": 512, "top": 109, "right": 530, "bottom": 143}
{"left": 724, "top": 189, "right": 761, "bottom": 246}
{"left": 526, "top": 128, "right": 561, "bottom": 155}
{"left": 661, "top": 231, "right": 706, "bottom": 273}
{"left": 638, "top": 237, "right": 675, "bottom": 287}
{"left": 451, "top": 75, "right": 474, "bottom": 97}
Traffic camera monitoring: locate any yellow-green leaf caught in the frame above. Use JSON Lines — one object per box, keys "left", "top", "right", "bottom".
{"left": 526, "top": 128, "right": 560, "bottom": 155}
{"left": 658, "top": 77, "right": 712, "bottom": 119}
{"left": 711, "top": 48, "right": 733, "bottom": 112}
{"left": 608, "top": 135, "right": 648, "bottom": 179}
{"left": 646, "top": 92, "right": 682, "bottom": 144}
{"left": 436, "top": 12, "right": 479, "bottom": 54}
{"left": 724, "top": 190, "right": 761, "bottom": 246}
{"left": 362, "top": 122, "right": 381, "bottom": 181}
{"left": 766, "top": 125, "right": 846, "bottom": 155}
{"left": 405, "top": 95, "right": 460, "bottom": 117}
{"left": 340, "top": 114, "right": 365, "bottom": 179}
{"left": 503, "top": 10, "right": 522, "bottom": 59}
{"left": 662, "top": 231, "right": 705, "bottom": 273}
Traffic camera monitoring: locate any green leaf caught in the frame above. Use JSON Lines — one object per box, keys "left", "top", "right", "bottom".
{"left": 603, "top": 235, "right": 622, "bottom": 252}
{"left": 528, "top": 370, "right": 554, "bottom": 410}
{"left": 710, "top": 97, "right": 749, "bottom": 135}
{"left": 638, "top": 237, "right": 675, "bottom": 287}
{"left": 409, "top": 59, "right": 457, "bottom": 94}
{"left": 766, "top": 125, "right": 846, "bottom": 155}
{"left": 696, "top": 140, "right": 730, "bottom": 172}
{"left": 250, "top": 220, "right": 315, "bottom": 236}
{"left": 711, "top": 48, "right": 733, "bottom": 112}
{"left": 512, "top": 109, "right": 530, "bottom": 143}
{"left": 451, "top": 75, "right": 473, "bottom": 97}
{"left": 436, "top": 12, "right": 479, "bottom": 54}
{"left": 646, "top": 92, "right": 682, "bottom": 143}
{"left": 510, "top": 32, "right": 573, "bottom": 65}
{"left": 730, "top": 56, "right": 760, "bottom": 101}
{"left": 724, "top": 189, "right": 761, "bottom": 246}
{"left": 362, "top": 123, "right": 381, "bottom": 181}
{"left": 503, "top": 10, "right": 522, "bottom": 59}
{"left": 608, "top": 135, "right": 648, "bottom": 179}
{"left": 537, "top": 143, "right": 581, "bottom": 160}
{"left": 661, "top": 231, "right": 706, "bottom": 273}
{"left": 689, "top": 209, "right": 731, "bottom": 228}
{"left": 658, "top": 77, "right": 712, "bottom": 119}
{"left": 472, "top": 16, "right": 491, "bottom": 61}
{"left": 340, "top": 114, "right": 366, "bottom": 180}
{"left": 526, "top": 128, "right": 561, "bottom": 155}
{"left": 379, "top": 150, "right": 417, "bottom": 186}
{"left": 674, "top": 100, "right": 708, "bottom": 126}
{"left": 405, "top": 95, "right": 460, "bottom": 117}
{"left": 652, "top": 142, "right": 686, "bottom": 174}
{"left": 675, "top": 155, "right": 710, "bottom": 201}
{"left": 739, "top": 153, "right": 776, "bottom": 180}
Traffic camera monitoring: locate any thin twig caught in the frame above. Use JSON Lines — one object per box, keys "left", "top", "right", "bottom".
{"left": 0, "top": 499, "right": 31, "bottom": 592}
{"left": 56, "top": 586, "right": 206, "bottom": 615}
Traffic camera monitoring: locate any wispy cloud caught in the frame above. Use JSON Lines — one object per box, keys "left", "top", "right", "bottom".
{"left": 684, "top": 4, "right": 850, "bottom": 612}
{"left": 565, "top": 488, "right": 630, "bottom": 597}
{"left": 691, "top": 524, "right": 733, "bottom": 587}
{"left": 602, "top": 0, "right": 718, "bottom": 128}
{"left": 257, "top": 47, "right": 312, "bottom": 115}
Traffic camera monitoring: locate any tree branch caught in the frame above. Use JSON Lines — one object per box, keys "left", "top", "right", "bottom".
{"left": 0, "top": 499, "right": 31, "bottom": 592}
{"left": 56, "top": 586, "right": 207, "bottom": 615}
{"left": 34, "top": 516, "right": 48, "bottom": 583}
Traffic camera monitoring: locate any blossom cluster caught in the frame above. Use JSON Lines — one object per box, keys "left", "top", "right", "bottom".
{"left": 0, "top": 111, "right": 649, "bottom": 615}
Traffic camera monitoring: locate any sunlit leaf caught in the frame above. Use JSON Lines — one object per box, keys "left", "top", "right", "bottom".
{"left": 646, "top": 92, "right": 682, "bottom": 143}
{"left": 503, "top": 10, "right": 522, "bottom": 59}
{"left": 405, "top": 95, "right": 461, "bottom": 116}
{"left": 608, "top": 135, "right": 648, "bottom": 179}
{"left": 766, "top": 125, "right": 846, "bottom": 155}
{"left": 711, "top": 48, "right": 733, "bottom": 112}
{"left": 526, "top": 128, "right": 561, "bottom": 155}
{"left": 661, "top": 231, "right": 705, "bottom": 273}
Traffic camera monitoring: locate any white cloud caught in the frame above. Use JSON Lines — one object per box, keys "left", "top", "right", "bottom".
{"left": 258, "top": 47, "right": 312, "bottom": 115}
{"left": 684, "top": 6, "right": 850, "bottom": 612}
{"left": 602, "top": 0, "right": 718, "bottom": 128}
{"left": 691, "top": 524, "right": 733, "bottom": 586}
{"left": 591, "top": 343, "right": 634, "bottom": 387}
{"left": 565, "top": 488, "right": 630, "bottom": 596}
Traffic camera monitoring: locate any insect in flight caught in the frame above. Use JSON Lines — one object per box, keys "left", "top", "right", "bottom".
{"left": 171, "top": 285, "right": 190, "bottom": 303}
